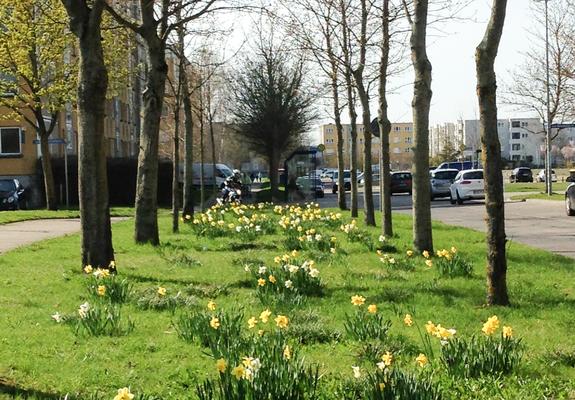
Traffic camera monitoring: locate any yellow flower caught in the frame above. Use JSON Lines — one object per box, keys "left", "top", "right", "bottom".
{"left": 210, "top": 317, "right": 220, "bottom": 330}
{"left": 404, "top": 314, "right": 413, "bottom": 327}
{"left": 435, "top": 325, "right": 457, "bottom": 340}
{"left": 216, "top": 358, "right": 227, "bottom": 373}
{"left": 268, "top": 275, "right": 277, "bottom": 284}
{"left": 258, "top": 329, "right": 265, "bottom": 336}
{"left": 274, "top": 256, "right": 281, "bottom": 264}
{"left": 113, "top": 387, "right": 134, "bottom": 400}
{"left": 260, "top": 309, "right": 272, "bottom": 323}
{"left": 351, "top": 295, "right": 366, "bottom": 306}
{"left": 257, "top": 278, "right": 266, "bottom": 287}
{"left": 100, "top": 268, "right": 111, "bottom": 278}
{"left": 84, "top": 264, "right": 93, "bottom": 274}
{"left": 425, "top": 259, "right": 433, "bottom": 268}
{"left": 207, "top": 301, "right": 217, "bottom": 311}
{"left": 378, "top": 382, "right": 385, "bottom": 391}
{"left": 109, "top": 260, "right": 116, "bottom": 269}
{"left": 482, "top": 315, "right": 500, "bottom": 335}
{"left": 422, "top": 250, "right": 430, "bottom": 258}
{"left": 502, "top": 326, "right": 513, "bottom": 338}
{"left": 450, "top": 246, "right": 457, "bottom": 254}
{"left": 381, "top": 351, "right": 393, "bottom": 366}
{"left": 352, "top": 365, "right": 361, "bottom": 379}
{"left": 283, "top": 345, "right": 291, "bottom": 360}
{"left": 97, "top": 285, "right": 106, "bottom": 296}
{"left": 157, "top": 287, "right": 167, "bottom": 296}
{"left": 425, "top": 321, "right": 437, "bottom": 335}
{"left": 415, "top": 353, "right": 428, "bottom": 367}
{"left": 248, "top": 317, "right": 258, "bottom": 329}
{"left": 275, "top": 315, "right": 289, "bottom": 329}
{"left": 406, "top": 250, "right": 414, "bottom": 257}
{"left": 232, "top": 365, "right": 246, "bottom": 380}
{"left": 367, "top": 304, "right": 377, "bottom": 314}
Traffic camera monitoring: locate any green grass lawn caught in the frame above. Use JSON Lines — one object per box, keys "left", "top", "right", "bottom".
{"left": 504, "top": 182, "right": 570, "bottom": 193}
{"left": 510, "top": 192, "right": 566, "bottom": 201}
{"left": 1, "top": 207, "right": 574, "bottom": 399}
{"left": 0, "top": 207, "right": 135, "bottom": 225}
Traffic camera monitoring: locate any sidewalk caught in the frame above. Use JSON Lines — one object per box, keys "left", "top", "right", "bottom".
{"left": 0, "top": 218, "right": 127, "bottom": 254}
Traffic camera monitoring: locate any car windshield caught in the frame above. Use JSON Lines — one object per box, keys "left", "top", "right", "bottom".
{"left": 433, "top": 171, "right": 458, "bottom": 180}
{"left": 0, "top": 180, "right": 16, "bottom": 191}
{"left": 463, "top": 171, "right": 483, "bottom": 180}
{"left": 392, "top": 173, "right": 411, "bottom": 180}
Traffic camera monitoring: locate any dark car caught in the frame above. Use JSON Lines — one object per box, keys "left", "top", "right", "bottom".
{"left": 296, "top": 177, "right": 325, "bottom": 198}
{"left": 0, "top": 179, "right": 26, "bottom": 210}
{"left": 430, "top": 169, "right": 459, "bottom": 200}
{"left": 509, "top": 167, "right": 533, "bottom": 183}
{"left": 566, "top": 183, "right": 575, "bottom": 216}
{"left": 390, "top": 171, "right": 412, "bottom": 195}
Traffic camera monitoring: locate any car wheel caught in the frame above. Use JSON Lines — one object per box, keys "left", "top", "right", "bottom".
{"left": 566, "top": 196, "right": 575, "bottom": 216}
{"left": 449, "top": 192, "right": 456, "bottom": 205}
{"left": 332, "top": 186, "right": 337, "bottom": 194}
{"left": 344, "top": 183, "right": 351, "bottom": 191}
{"left": 430, "top": 193, "right": 435, "bottom": 201}
{"left": 456, "top": 190, "right": 464, "bottom": 205}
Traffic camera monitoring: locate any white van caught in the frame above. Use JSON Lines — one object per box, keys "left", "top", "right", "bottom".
{"left": 188, "top": 163, "right": 234, "bottom": 187}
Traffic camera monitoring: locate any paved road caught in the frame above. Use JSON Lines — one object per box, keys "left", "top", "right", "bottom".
{"left": 0, "top": 218, "right": 126, "bottom": 254}
{"left": 317, "top": 192, "right": 575, "bottom": 260}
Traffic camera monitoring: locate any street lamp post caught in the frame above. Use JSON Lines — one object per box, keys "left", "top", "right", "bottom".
{"left": 543, "top": 0, "right": 553, "bottom": 195}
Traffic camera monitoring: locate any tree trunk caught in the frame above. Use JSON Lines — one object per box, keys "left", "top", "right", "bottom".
{"left": 182, "top": 71, "right": 194, "bottom": 219}
{"left": 61, "top": 0, "right": 114, "bottom": 269}
{"left": 209, "top": 112, "right": 217, "bottom": 198}
{"left": 354, "top": 74, "right": 375, "bottom": 226}
{"left": 379, "top": 0, "right": 393, "bottom": 237}
{"left": 476, "top": 0, "right": 509, "bottom": 306}
{"left": 134, "top": 38, "right": 167, "bottom": 245}
{"left": 409, "top": 0, "right": 433, "bottom": 253}
{"left": 172, "top": 105, "right": 180, "bottom": 234}
{"left": 199, "top": 104, "right": 205, "bottom": 211}
{"left": 38, "top": 132, "right": 58, "bottom": 210}
{"left": 269, "top": 150, "right": 280, "bottom": 198}
{"left": 332, "top": 83, "right": 347, "bottom": 211}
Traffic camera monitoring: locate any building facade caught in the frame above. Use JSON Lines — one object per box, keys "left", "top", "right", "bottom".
{"left": 320, "top": 122, "right": 414, "bottom": 170}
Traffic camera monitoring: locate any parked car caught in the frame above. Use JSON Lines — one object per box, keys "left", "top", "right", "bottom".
{"left": 296, "top": 177, "right": 325, "bottom": 198}
{"left": 536, "top": 169, "right": 557, "bottom": 183}
{"left": 436, "top": 161, "right": 480, "bottom": 171}
{"left": 509, "top": 167, "right": 533, "bottom": 183}
{"left": 566, "top": 183, "right": 575, "bottom": 216}
{"left": 449, "top": 169, "right": 485, "bottom": 205}
{"left": 332, "top": 170, "right": 352, "bottom": 193}
{"left": 390, "top": 171, "right": 412, "bottom": 195}
{"left": 0, "top": 179, "right": 26, "bottom": 210}
{"left": 430, "top": 169, "right": 459, "bottom": 200}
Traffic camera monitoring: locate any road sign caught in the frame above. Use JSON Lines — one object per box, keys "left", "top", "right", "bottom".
{"left": 32, "top": 138, "right": 67, "bottom": 144}
{"left": 317, "top": 144, "right": 326, "bottom": 152}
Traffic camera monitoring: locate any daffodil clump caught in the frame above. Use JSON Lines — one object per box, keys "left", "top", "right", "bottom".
{"left": 84, "top": 263, "right": 132, "bottom": 304}
{"left": 340, "top": 220, "right": 377, "bottom": 251}
{"left": 433, "top": 246, "right": 474, "bottom": 278}
{"left": 436, "top": 315, "right": 523, "bottom": 377}
{"left": 378, "top": 249, "right": 417, "bottom": 272}
{"left": 190, "top": 203, "right": 276, "bottom": 238}
{"left": 247, "top": 257, "right": 324, "bottom": 304}
{"left": 344, "top": 295, "right": 392, "bottom": 342}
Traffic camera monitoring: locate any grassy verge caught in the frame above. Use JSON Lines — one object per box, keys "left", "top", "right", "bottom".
{"left": 510, "top": 192, "right": 566, "bottom": 201}
{"left": 0, "top": 208, "right": 135, "bottom": 225}
{"left": 1, "top": 208, "right": 574, "bottom": 399}
{"left": 504, "top": 182, "right": 569, "bottom": 193}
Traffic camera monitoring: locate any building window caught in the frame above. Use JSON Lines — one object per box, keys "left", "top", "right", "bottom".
{"left": 394, "top": 137, "right": 400, "bottom": 143}
{"left": 405, "top": 137, "right": 412, "bottom": 144}
{"left": 393, "top": 147, "right": 400, "bottom": 154}
{"left": 521, "top": 122, "right": 528, "bottom": 127}
{"left": 497, "top": 122, "right": 504, "bottom": 127}
{"left": 511, "top": 132, "right": 520, "bottom": 139}
{"left": 511, "top": 121, "right": 520, "bottom": 128}
{"left": 404, "top": 147, "right": 411, "bottom": 153}
{"left": 511, "top": 144, "right": 521, "bottom": 151}
{"left": 0, "top": 128, "right": 21, "bottom": 155}
{"left": 522, "top": 133, "right": 528, "bottom": 138}
{"left": 394, "top": 126, "right": 400, "bottom": 131}
{"left": 405, "top": 126, "right": 411, "bottom": 131}
{"left": 511, "top": 155, "right": 520, "bottom": 161}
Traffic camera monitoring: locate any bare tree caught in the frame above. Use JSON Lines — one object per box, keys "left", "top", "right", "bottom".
{"left": 61, "top": 0, "right": 115, "bottom": 269}
{"left": 404, "top": 0, "right": 433, "bottom": 253}
{"left": 476, "top": 0, "right": 509, "bottom": 306}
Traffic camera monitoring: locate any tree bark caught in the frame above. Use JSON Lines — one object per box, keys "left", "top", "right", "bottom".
{"left": 134, "top": 37, "right": 167, "bottom": 245}
{"left": 378, "top": 0, "right": 393, "bottom": 237}
{"left": 269, "top": 149, "right": 280, "bottom": 198}
{"left": 476, "top": 0, "right": 510, "bottom": 306}
{"left": 182, "top": 69, "right": 195, "bottom": 219}
{"left": 61, "top": 0, "right": 114, "bottom": 269}
{"left": 172, "top": 103, "right": 180, "bottom": 234}
{"left": 409, "top": 0, "right": 433, "bottom": 253}
{"left": 38, "top": 131, "right": 58, "bottom": 210}
{"left": 331, "top": 79, "right": 347, "bottom": 211}
{"left": 199, "top": 96, "right": 205, "bottom": 211}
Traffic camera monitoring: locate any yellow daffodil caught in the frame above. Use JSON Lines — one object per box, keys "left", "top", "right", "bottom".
{"left": 367, "top": 304, "right": 377, "bottom": 314}
{"left": 113, "top": 387, "right": 134, "bottom": 400}
{"left": 422, "top": 250, "right": 430, "bottom": 258}
{"left": 275, "top": 315, "right": 289, "bottom": 329}
{"left": 260, "top": 309, "right": 272, "bottom": 323}
{"left": 352, "top": 365, "right": 361, "bottom": 378}
{"left": 379, "top": 382, "right": 385, "bottom": 391}
{"left": 257, "top": 278, "right": 266, "bottom": 287}
{"left": 157, "top": 287, "right": 167, "bottom": 296}
{"left": 425, "top": 321, "right": 437, "bottom": 335}
{"left": 415, "top": 353, "right": 428, "bottom": 367}
{"left": 381, "top": 351, "right": 393, "bottom": 366}
{"left": 207, "top": 301, "right": 217, "bottom": 311}
{"left": 268, "top": 275, "right": 276, "bottom": 284}
{"left": 406, "top": 250, "right": 414, "bottom": 257}
{"left": 502, "top": 325, "right": 513, "bottom": 338}
{"left": 283, "top": 345, "right": 291, "bottom": 360}
{"left": 232, "top": 365, "right": 246, "bottom": 380}
{"left": 210, "top": 317, "right": 220, "bottom": 330}
{"left": 482, "top": 315, "right": 500, "bottom": 335}
{"left": 450, "top": 246, "right": 457, "bottom": 254}
{"left": 97, "top": 285, "right": 106, "bottom": 296}
{"left": 351, "top": 295, "right": 366, "bottom": 306}
{"left": 83, "top": 265, "right": 93, "bottom": 274}
{"left": 216, "top": 358, "right": 227, "bottom": 373}
{"left": 404, "top": 314, "right": 413, "bottom": 327}
{"left": 258, "top": 329, "right": 265, "bottom": 336}
{"left": 425, "top": 259, "right": 433, "bottom": 268}
{"left": 248, "top": 317, "right": 258, "bottom": 329}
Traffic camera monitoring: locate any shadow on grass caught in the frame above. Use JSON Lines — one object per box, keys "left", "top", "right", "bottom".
{"left": 0, "top": 378, "right": 68, "bottom": 400}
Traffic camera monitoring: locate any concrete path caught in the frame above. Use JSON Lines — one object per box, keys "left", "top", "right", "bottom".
{"left": 0, "top": 218, "right": 127, "bottom": 254}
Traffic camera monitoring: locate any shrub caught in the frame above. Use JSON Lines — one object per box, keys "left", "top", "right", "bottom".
{"left": 433, "top": 248, "right": 473, "bottom": 278}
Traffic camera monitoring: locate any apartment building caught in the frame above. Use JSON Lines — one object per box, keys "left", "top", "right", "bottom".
{"left": 321, "top": 122, "right": 414, "bottom": 170}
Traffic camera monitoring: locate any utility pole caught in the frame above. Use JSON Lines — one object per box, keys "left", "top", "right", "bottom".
{"left": 543, "top": 0, "right": 553, "bottom": 195}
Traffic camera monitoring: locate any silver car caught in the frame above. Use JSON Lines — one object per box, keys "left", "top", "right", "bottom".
{"left": 430, "top": 168, "right": 459, "bottom": 200}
